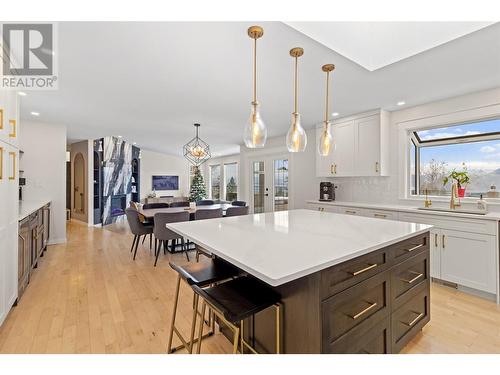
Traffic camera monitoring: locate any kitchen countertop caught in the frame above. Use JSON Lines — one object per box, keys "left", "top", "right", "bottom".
{"left": 19, "top": 200, "right": 50, "bottom": 221}
{"left": 306, "top": 200, "right": 500, "bottom": 221}
{"left": 167, "top": 209, "right": 431, "bottom": 286}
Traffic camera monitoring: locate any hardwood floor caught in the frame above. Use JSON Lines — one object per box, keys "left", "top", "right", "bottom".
{"left": 0, "top": 219, "right": 499, "bottom": 354}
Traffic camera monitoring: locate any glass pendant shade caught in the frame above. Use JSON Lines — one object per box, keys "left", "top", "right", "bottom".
{"left": 286, "top": 112, "right": 307, "bottom": 152}
{"left": 318, "top": 121, "right": 333, "bottom": 156}
{"left": 244, "top": 102, "right": 267, "bottom": 148}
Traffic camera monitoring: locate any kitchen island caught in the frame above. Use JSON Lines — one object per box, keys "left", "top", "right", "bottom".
{"left": 168, "top": 209, "right": 432, "bottom": 354}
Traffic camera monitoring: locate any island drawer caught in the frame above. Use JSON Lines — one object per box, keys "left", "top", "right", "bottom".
{"left": 391, "top": 232, "right": 429, "bottom": 264}
{"left": 391, "top": 284, "right": 430, "bottom": 353}
{"left": 391, "top": 250, "right": 429, "bottom": 308}
{"left": 322, "top": 271, "right": 390, "bottom": 345}
{"left": 325, "top": 316, "right": 391, "bottom": 354}
{"left": 320, "top": 247, "right": 390, "bottom": 299}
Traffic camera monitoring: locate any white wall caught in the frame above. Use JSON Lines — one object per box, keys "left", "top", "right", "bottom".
{"left": 140, "top": 149, "right": 190, "bottom": 199}
{"left": 20, "top": 121, "right": 67, "bottom": 244}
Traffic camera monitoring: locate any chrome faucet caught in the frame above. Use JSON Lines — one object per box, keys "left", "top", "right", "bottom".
{"left": 450, "top": 183, "right": 461, "bottom": 210}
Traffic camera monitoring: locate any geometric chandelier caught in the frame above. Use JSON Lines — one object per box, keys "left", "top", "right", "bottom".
{"left": 183, "top": 123, "right": 211, "bottom": 166}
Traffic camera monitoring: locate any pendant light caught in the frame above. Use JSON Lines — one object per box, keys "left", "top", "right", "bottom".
{"left": 183, "top": 123, "right": 211, "bottom": 166}
{"left": 286, "top": 47, "right": 307, "bottom": 153}
{"left": 318, "top": 64, "right": 335, "bottom": 156}
{"left": 243, "top": 26, "right": 267, "bottom": 148}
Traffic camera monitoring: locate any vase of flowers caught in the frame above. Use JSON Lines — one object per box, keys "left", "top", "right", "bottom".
{"left": 443, "top": 163, "right": 470, "bottom": 198}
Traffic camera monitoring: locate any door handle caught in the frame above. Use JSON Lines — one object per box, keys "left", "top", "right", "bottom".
{"left": 434, "top": 233, "right": 438, "bottom": 247}
{"left": 9, "top": 119, "right": 17, "bottom": 138}
{"left": 442, "top": 234, "right": 445, "bottom": 248}
{"left": 9, "top": 151, "right": 16, "bottom": 180}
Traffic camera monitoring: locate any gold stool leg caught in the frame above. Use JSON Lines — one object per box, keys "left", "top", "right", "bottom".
{"left": 196, "top": 300, "right": 207, "bottom": 354}
{"left": 167, "top": 274, "right": 181, "bottom": 353}
{"left": 188, "top": 293, "right": 199, "bottom": 354}
{"left": 275, "top": 303, "right": 281, "bottom": 354}
{"left": 240, "top": 319, "right": 244, "bottom": 354}
{"left": 232, "top": 326, "right": 240, "bottom": 354}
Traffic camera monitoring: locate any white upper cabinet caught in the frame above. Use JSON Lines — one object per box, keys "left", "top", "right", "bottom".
{"left": 0, "top": 91, "right": 19, "bottom": 148}
{"left": 316, "top": 110, "right": 390, "bottom": 177}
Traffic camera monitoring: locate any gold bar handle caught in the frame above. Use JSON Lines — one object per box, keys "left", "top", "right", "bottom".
{"left": 350, "top": 263, "right": 378, "bottom": 276}
{"left": 374, "top": 213, "right": 387, "bottom": 218}
{"left": 404, "top": 243, "right": 424, "bottom": 252}
{"left": 9, "top": 119, "right": 16, "bottom": 138}
{"left": 345, "top": 210, "right": 356, "bottom": 215}
{"left": 330, "top": 164, "right": 334, "bottom": 174}
{"left": 434, "top": 233, "right": 438, "bottom": 247}
{"left": 400, "top": 271, "right": 424, "bottom": 284}
{"left": 9, "top": 151, "right": 16, "bottom": 180}
{"left": 334, "top": 164, "right": 337, "bottom": 174}
{"left": 0, "top": 147, "right": 3, "bottom": 180}
{"left": 0, "top": 108, "right": 3, "bottom": 129}
{"left": 349, "top": 301, "right": 378, "bottom": 320}
{"left": 375, "top": 161, "right": 379, "bottom": 173}
{"left": 442, "top": 234, "right": 445, "bottom": 248}
{"left": 402, "top": 312, "right": 424, "bottom": 327}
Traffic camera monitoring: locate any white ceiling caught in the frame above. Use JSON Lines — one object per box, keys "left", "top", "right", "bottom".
{"left": 19, "top": 22, "right": 500, "bottom": 157}
{"left": 286, "top": 22, "right": 495, "bottom": 71}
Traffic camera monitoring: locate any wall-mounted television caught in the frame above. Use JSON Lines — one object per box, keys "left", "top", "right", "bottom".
{"left": 152, "top": 175, "right": 179, "bottom": 191}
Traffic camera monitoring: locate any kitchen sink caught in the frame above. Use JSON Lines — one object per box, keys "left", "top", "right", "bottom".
{"left": 417, "top": 207, "right": 488, "bottom": 215}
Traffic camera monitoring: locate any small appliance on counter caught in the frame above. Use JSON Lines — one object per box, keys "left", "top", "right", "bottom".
{"left": 319, "top": 181, "right": 335, "bottom": 201}
{"left": 19, "top": 177, "right": 26, "bottom": 201}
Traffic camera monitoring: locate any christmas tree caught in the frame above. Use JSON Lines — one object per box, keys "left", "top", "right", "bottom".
{"left": 189, "top": 166, "right": 207, "bottom": 202}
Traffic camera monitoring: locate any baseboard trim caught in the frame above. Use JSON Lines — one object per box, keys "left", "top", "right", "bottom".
{"left": 48, "top": 237, "right": 67, "bottom": 245}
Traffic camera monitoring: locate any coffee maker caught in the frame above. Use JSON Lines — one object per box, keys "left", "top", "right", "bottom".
{"left": 319, "top": 182, "right": 334, "bottom": 201}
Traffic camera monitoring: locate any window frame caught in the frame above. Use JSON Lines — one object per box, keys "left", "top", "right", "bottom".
{"left": 209, "top": 164, "right": 221, "bottom": 200}
{"left": 223, "top": 162, "right": 238, "bottom": 202}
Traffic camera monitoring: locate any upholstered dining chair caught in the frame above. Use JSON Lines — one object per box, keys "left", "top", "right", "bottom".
{"left": 143, "top": 202, "right": 170, "bottom": 209}
{"left": 196, "top": 200, "right": 214, "bottom": 206}
{"left": 153, "top": 211, "right": 190, "bottom": 266}
{"left": 125, "top": 208, "right": 154, "bottom": 260}
{"left": 194, "top": 208, "right": 223, "bottom": 261}
{"left": 225, "top": 206, "right": 249, "bottom": 217}
{"left": 231, "top": 200, "right": 247, "bottom": 207}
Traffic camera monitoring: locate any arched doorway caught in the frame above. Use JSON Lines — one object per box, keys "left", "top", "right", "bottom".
{"left": 73, "top": 152, "right": 86, "bottom": 214}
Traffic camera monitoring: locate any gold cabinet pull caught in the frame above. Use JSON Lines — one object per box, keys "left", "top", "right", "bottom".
{"left": 9, "top": 119, "right": 16, "bottom": 138}
{"left": 402, "top": 312, "right": 424, "bottom": 327}
{"left": 334, "top": 164, "right": 337, "bottom": 174}
{"left": 375, "top": 161, "right": 379, "bottom": 173}
{"left": 330, "top": 164, "right": 334, "bottom": 174}
{"left": 434, "top": 233, "right": 438, "bottom": 247}
{"left": 345, "top": 210, "right": 356, "bottom": 214}
{"left": 350, "top": 263, "right": 378, "bottom": 276}
{"left": 374, "top": 213, "right": 387, "bottom": 218}
{"left": 442, "top": 234, "right": 445, "bottom": 248}
{"left": 348, "top": 301, "right": 378, "bottom": 320}
{"left": 0, "top": 108, "right": 3, "bottom": 129}
{"left": 0, "top": 147, "right": 3, "bottom": 180}
{"left": 400, "top": 271, "right": 424, "bottom": 284}
{"left": 404, "top": 243, "right": 424, "bottom": 252}
{"left": 9, "top": 151, "right": 16, "bottom": 180}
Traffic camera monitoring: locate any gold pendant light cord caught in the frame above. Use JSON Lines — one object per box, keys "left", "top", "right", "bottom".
{"left": 294, "top": 56, "right": 298, "bottom": 114}
{"left": 324, "top": 71, "right": 330, "bottom": 127}
{"left": 253, "top": 37, "right": 257, "bottom": 103}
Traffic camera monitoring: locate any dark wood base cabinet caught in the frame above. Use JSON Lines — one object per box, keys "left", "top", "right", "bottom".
{"left": 242, "top": 232, "right": 430, "bottom": 354}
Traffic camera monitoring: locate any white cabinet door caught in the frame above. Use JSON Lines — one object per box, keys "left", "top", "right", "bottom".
{"left": 356, "top": 115, "right": 380, "bottom": 176}
{"left": 440, "top": 229, "right": 496, "bottom": 294}
{"left": 0, "top": 92, "right": 19, "bottom": 148}
{"left": 331, "top": 120, "right": 355, "bottom": 176}
{"left": 429, "top": 228, "right": 442, "bottom": 279}
{"left": 315, "top": 127, "right": 335, "bottom": 177}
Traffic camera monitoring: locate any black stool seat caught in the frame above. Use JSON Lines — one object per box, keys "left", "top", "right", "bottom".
{"left": 192, "top": 277, "right": 281, "bottom": 324}
{"left": 169, "top": 259, "right": 240, "bottom": 287}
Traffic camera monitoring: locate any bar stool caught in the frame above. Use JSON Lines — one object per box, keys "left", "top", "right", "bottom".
{"left": 167, "top": 259, "right": 240, "bottom": 354}
{"left": 192, "top": 276, "right": 281, "bottom": 354}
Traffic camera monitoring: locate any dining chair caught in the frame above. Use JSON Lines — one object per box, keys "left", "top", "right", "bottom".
{"left": 169, "top": 201, "right": 190, "bottom": 208}
{"left": 153, "top": 211, "right": 190, "bottom": 266}
{"left": 125, "top": 208, "right": 154, "bottom": 260}
{"left": 225, "top": 206, "right": 249, "bottom": 217}
{"left": 194, "top": 208, "right": 223, "bottom": 261}
{"left": 143, "top": 203, "right": 170, "bottom": 209}
{"left": 231, "top": 200, "right": 247, "bottom": 207}
{"left": 196, "top": 200, "right": 214, "bottom": 206}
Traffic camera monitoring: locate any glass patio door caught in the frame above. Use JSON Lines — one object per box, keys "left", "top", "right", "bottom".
{"left": 251, "top": 156, "right": 289, "bottom": 213}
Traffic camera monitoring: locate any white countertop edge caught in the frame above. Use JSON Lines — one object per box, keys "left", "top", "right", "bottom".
{"left": 306, "top": 200, "right": 500, "bottom": 221}
{"left": 19, "top": 200, "right": 51, "bottom": 221}
{"left": 168, "top": 224, "right": 432, "bottom": 287}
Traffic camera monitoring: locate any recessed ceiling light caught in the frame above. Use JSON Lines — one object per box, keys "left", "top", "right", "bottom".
{"left": 133, "top": 142, "right": 137, "bottom": 145}
{"left": 18, "top": 91, "right": 27, "bottom": 96}
{"left": 117, "top": 135, "right": 122, "bottom": 138}
{"left": 31, "top": 111, "right": 40, "bottom": 116}
{"left": 331, "top": 112, "right": 339, "bottom": 117}
{"left": 397, "top": 101, "right": 406, "bottom": 106}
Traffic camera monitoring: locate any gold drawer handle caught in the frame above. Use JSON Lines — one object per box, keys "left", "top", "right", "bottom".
{"left": 9, "top": 151, "right": 16, "bottom": 180}
{"left": 400, "top": 271, "right": 424, "bottom": 284}
{"left": 350, "top": 263, "right": 378, "bottom": 276}
{"left": 375, "top": 161, "right": 379, "bottom": 173}
{"left": 402, "top": 312, "right": 424, "bottom": 327}
{"left": 0, "top": 108, "right": 3, "bottom": 129}
{"left": 374, "top": 213, "right": 387, "bottom": 218}
{"left": 9, "top": 119, "right": 16, "bottom": 138}
{"left": 349, "top": 301, "right": 378, "bottom": 320}
{"left": 404, "top": 243, "right": 424, "bottom": 252}
{"left": 345, "top": 210, "right": 356, "bottom": 214}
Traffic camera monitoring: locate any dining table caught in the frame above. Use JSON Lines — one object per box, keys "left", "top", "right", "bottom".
{"left": 138, "top": 203, "right": 234, "bottom": 221}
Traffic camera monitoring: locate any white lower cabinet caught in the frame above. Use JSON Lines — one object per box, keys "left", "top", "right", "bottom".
{"left": 307, "top": 203, "right": 338, "bottom": 213}
{"left": 429, "top": 229, "right": 442, "bottom": 279}
{"left": 440, "top": 229, "right": 496, "bottom": 294}
{"left": 336, "top": 206, "right": 366, "bottom": 216}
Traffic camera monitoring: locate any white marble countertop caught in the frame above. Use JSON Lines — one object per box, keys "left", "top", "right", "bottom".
{"left": 167, "top": 209, "right": 431, "bottom": 286}
{"left": 306, "top": 200, "right": 500, "bottom": 221}
{"left": 19, "top": 200, "right": 50, "bottom": 221}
